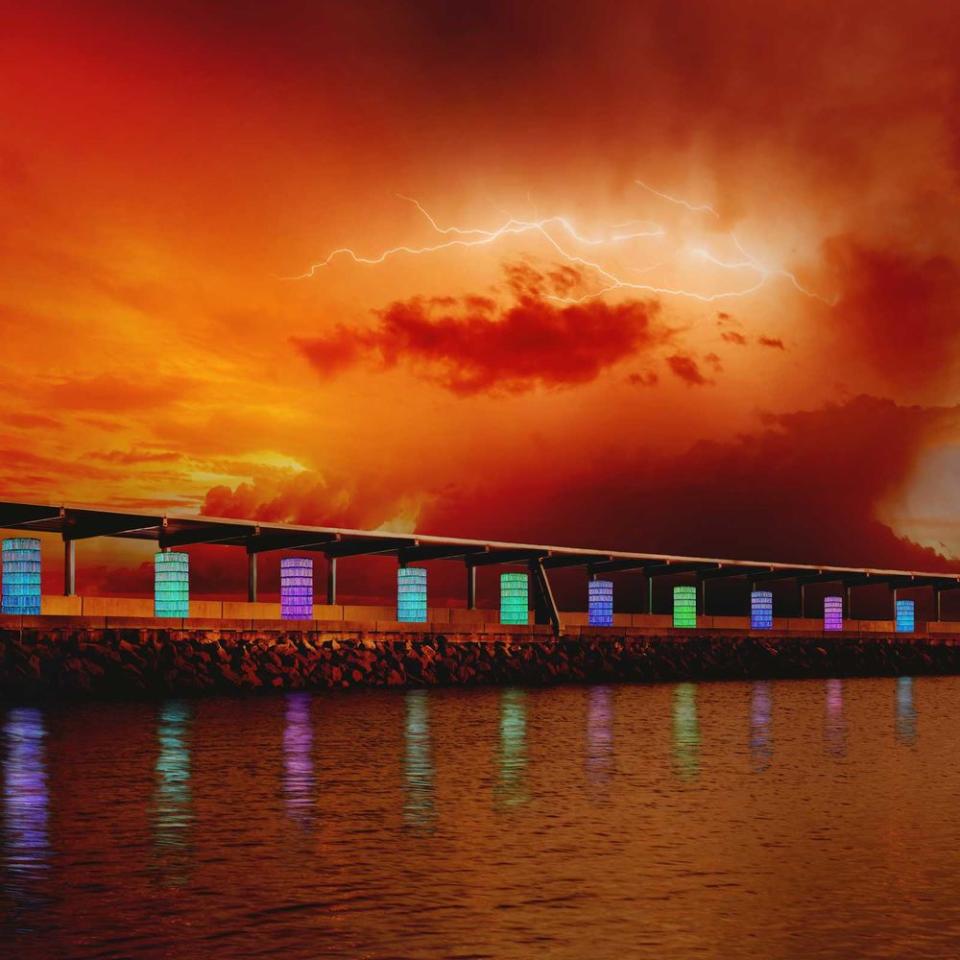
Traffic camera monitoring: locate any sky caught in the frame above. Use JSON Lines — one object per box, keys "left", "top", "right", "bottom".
{"left": 3, "top": 0, "right": 960, "bottom": 599}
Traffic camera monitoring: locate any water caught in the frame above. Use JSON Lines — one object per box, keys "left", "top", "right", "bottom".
{"left": 3, "top": 676, "right": 960, "bottom": 958}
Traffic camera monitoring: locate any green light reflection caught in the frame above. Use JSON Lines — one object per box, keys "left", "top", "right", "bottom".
{"left": 672, "top": 683, "right": 700, "bottom": 780}
{"left": 404, "top": 690, "right": 435, "bottom": 829}
{"left": 496, "top": 688, "right": 529, "bottom": 807}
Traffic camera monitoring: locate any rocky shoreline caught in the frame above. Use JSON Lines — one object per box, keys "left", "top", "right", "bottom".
{"left": 2, "top": 626, "right": 960, "bottom": 700}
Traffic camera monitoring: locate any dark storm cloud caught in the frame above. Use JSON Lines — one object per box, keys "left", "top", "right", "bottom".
{"left": 198, "top": 396, "right": 958, "bottom": 578}
{"left": 418, "top": 395, "right": 958, "bottom": 570}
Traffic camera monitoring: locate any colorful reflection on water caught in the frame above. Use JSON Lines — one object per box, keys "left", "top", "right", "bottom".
{"left": 403, "top": 689, "right": 435, "bottom": 828}
{"left": 496, "top": 688, "right": 528, "bottom": 807}
{"left": 824, "top": 679, "right": 846, "bottom": 757}
{"left": 749, "top": 681, "right": 773, "bottom": 772}
{"left": 585, "top": 685, "right": 614, "bottom": 784}
{"left": 895, "top": 676, "right": 916, "bottom": 746}
{"left": 672, "top": 683, "right": 700, "bottom": 780}
{"left": 2, "top": 676, "right": 955, "bottom": 960}
{"left": 283, "top": 692, "right": 315, "bottom": 826}
{"left": 3, "top": 707, "right": 49, "bottom": 920}
{"left": 152, "top": 700, "right": 192, "bottom": 886}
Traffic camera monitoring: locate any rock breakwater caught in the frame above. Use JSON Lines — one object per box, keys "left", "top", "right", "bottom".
{"left": 3, "top": 627, "right": 960, "bottom": 700}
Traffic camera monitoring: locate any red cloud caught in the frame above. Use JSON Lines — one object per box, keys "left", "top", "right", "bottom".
{"left": 42, "top": 374, "right": 193, "bottom": 411}
{"left": 293, "top": 265, "right": 668, "bottom": 394}
{"left": 202, "top": 472, "right": 413, "bottom": 531}
{"left": 758, "top": 336, "right": 785, "bottom": 350}
{"left": 666, "top": 354, "right": 712, "bottom": 386}
{"left": 90, "top": 448, "right": 181, "bottom": 465}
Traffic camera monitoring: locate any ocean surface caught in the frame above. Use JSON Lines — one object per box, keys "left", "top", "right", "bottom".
{"left": 3, "top": 676, "right": 960, "bottom": 959}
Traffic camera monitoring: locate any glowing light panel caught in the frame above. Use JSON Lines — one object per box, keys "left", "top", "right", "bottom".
{"left": 397, "top": 567, "right": 427, "bottom": 623}
{"left": 2, "top": 538, "right": 41, "bottom": 616}
{"left": 824, "top": 595, "right": 843, "bottom": 632}
{"left": 154, "top": 552, "right": 189, "bottom": 618}
{"left": 500, "top": 572, "right": 528, "bottom": 625}
{"left": 281, "top": 557, "right": 313, "bottom": 620}
{"left": 751, "top": 590, "right": 773, "bottom": 630}
{"left": 673, "top": 585, "right": 697, "bottom": 629}
{"left": 588, "top": 579, "right": 614, "bottom": 627}
{"left": 895, "top": 599, "right": 915, "bottom": 633}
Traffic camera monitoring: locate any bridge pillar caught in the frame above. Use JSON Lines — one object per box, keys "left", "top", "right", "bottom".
{"left": 326, "top": 556, "right": 337, "bottom": 605}
{"left": 846, "top": 584, "right": 853, "bottom": 620}
{"left": 699, "top": 578, "right": 707, "bottom": 616}
{"left": 647, "top": 576, "right": 654, "bottom": 615}
{"left": 466, "top": 563, "right": 477, "bottom": 610}
{"left": 63, "top": 537, "right": 75, "bottom": 597}
{"left": 799, "top": 581, "right": 807, "bottom": 618}
{"left": 246, "top": 549, "right": 258, "bottom": 603}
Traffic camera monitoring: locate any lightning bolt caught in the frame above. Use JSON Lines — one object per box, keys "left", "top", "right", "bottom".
{"left": 289, "top": 195, "right": 664, "bottom": 277}
{"left": 634, "top": 179, "right": 719, "bottom": 218}
{"left": 290, "top": 186, "right": 835, "bottom": 306}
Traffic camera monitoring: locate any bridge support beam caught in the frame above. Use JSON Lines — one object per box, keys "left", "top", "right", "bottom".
{"left": 63, "top": 538, "right": 75, "bottom": 597}
{"left": 530, "top": 558, "right": 560, "bottom": 634}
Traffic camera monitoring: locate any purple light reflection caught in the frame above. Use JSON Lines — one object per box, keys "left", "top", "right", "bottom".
{"left": 585, "top": 686, "right": 614, "bottom": 784}
{"left": 825, "top": 679, "right": 846, "bottom": 757}
{"left": 283, "top": 693, "right": 315, "bottom": 824}
{"left": 749, "top": 682, "right": 772, "bottom": 772}
{"left": 3, "top": 707, "right": 50, "bottom": 885}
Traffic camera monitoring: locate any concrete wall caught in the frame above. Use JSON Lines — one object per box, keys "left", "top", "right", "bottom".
{"left": 15, "top": 594, "right": 957, "bottom": 636}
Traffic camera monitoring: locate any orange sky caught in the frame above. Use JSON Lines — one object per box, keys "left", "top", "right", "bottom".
{"left": 3, "top": 1, "right": 960, "bottom": 595}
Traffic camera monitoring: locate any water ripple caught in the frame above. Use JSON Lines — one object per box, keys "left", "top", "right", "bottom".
{"left": 3, "top": 677, "right": 960, "bottom": 958}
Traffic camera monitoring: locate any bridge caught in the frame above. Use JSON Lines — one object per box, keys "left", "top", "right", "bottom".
{"left": 0, "top": 499, "right": 957, "bottom": 635}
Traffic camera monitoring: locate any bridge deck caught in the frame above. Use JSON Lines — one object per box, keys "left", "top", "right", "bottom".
{"left": 0, "top": 498, "right": 957, "bottom": 584}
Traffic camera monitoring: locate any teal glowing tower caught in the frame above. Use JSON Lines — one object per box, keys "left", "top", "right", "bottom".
{"left": 397, "top": 567, "right": 427, "bottom": 623}
{"left": 895, "top": 599, "right": 915, "bottom": 633}
{"left": 154, "top": 552, "right": 189, "bottom": 618}
{"left": 500, "top": 572, "right": 528, "bottom": 625}
{"left": 673, "top": 585, "right": 697, "bottom": 628}
{"left": 588, "top": 579, "right": 614, "bottom": 627}
{"left": 2, "top": 537, "right": 41, "bottom": 615}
